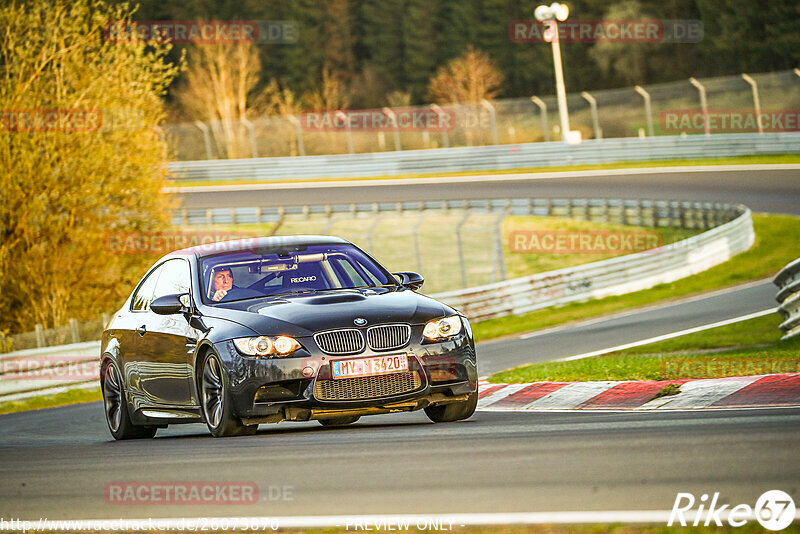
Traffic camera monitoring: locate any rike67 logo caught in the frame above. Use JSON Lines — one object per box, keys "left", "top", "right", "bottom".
{"left": 669, "top": 490, "right": 796, "bottom": 530}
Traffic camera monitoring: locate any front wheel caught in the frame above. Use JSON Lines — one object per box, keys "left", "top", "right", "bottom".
{"left": 201, "top": 351, "right": 258, "bottom": 438}
{"left": 102, "top": 360, "right": 157, "bottom": 440}
{"left": 424, "top": 391, "right": 478, "bottom": 423}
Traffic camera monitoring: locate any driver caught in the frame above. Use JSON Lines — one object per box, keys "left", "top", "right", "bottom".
{"left": 210, "top": 267, "right": 261, "bottom": 302}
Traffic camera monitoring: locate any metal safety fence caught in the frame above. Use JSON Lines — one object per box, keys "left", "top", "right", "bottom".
{"left": 167, "top": 132, "right": 800, "bottom": 182}
{"left": 775, "top": 258, "right": 800, "bottom": 340}
{"left": 2, "top": 198, "right": 750, "bottom": 354}
{"left": 164, "top": 69, "right": 800, "bottom": 161}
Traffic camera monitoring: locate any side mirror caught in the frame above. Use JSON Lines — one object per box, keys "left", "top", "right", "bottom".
{"left": 393, "top": 271, "right": 424, "bottom": 291}
{"left": 151, "top": 293, "right": 188, "bottom": 315}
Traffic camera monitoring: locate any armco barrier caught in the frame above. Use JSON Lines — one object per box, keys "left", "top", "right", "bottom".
{"left": 775, "top": 258, "right": 800, "bottom": 340}
{"left": 0, "top": 341, "right": 99, "bottom": 400}
{"left": 430, "top": 203, "right": 753, "bottom": 321}
{"left": 2, "top": 201, "right": 752, "bottom": 399}
{"left": 167, "top": 133, "right": 800, "bottom": 182}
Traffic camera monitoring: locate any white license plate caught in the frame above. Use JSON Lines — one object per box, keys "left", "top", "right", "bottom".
{"left": 331, "top": 355, "right": 408, "bottom": 379}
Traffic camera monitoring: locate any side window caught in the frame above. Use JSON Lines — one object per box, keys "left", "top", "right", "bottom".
{"left": 131, "top": 265, "right": 163, "bottom": 311}
{"left": 153, "top": 259, "right": 191, "bottom": 300}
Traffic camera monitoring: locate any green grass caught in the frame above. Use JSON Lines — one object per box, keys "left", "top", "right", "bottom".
{"left": 0, "top": 386, "right": 101, "bottom": 415}
{"left": 489, "top": 313, "right": 800, "bottom": 383}
{"left": 169, "top": 154, "right": 800, "bottom": 187}
{"left": 473, "top": 213, "right": 800, "bottom": 342}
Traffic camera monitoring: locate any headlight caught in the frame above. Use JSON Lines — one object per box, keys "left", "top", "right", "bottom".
{"left": 423, "top": 315, "right": 463, "bottom": 341}
{"left": 232, "top": 336, "right": 302, "bottom": 357}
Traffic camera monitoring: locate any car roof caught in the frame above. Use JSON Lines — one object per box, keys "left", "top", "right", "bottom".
{"left": 168, "top": 234, "right": 351, "bottom": 259}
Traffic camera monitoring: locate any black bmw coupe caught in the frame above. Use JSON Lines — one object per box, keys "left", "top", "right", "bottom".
{"left": 100, "top": 235, "right": 478, "bottom": 438}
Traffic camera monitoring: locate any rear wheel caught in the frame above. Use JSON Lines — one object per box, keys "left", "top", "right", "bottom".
{"left": 102, "top": 360, "right": 157, "bottom": 440}
{"left": 318, "top": 415, "right": 360, "bottom": 427}
{"left": 201, "top": 351, "right": 258, "bottom": 438}
{"left": 424, "top": 391, "right": 478, "bottom": 423}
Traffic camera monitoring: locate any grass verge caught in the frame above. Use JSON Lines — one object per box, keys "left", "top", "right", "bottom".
{"left": 473, "top": 213, "right": 800, "bottom": 342}
{"left": 0, "top": 386, "right": 101, "bottom": 415}
{"left": 169, "top": 154, "right": 800, "bottom": 188}
{"left": 489, "top": 313, "right": 800, "bottom": 383}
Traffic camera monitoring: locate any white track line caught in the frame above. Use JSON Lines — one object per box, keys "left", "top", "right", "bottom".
{"left": 518, "top": 279, "right": 773, "bottom": 340}
{"left": 24, "top": 509, "right": 800, "bottom": 529}
{"left": 556, "top": 308, "right": 777, "bottom": 362}
{"left": 167, "top": 163, "right": 800, "bottom": 193}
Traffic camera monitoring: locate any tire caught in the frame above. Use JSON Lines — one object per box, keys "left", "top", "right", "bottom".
{"left": 102, "top": 360, "right": 157, "bottom": 440}
{"left": 424, "top": 391, "right": 478, "bottom": 423}
{"left": 200, "top": 351, "right": 258, "bottom": 438}
{"left": 318, "top": 415, "right": 360, "bottom": 427}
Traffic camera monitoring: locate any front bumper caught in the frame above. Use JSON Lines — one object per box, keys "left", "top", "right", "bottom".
{"left": 216, "top": 330, "right": 478, "bottom": 424}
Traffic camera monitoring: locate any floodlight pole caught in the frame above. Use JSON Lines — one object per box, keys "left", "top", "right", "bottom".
{"left": 549, "top": 21, "right": 571, "bottom": 141}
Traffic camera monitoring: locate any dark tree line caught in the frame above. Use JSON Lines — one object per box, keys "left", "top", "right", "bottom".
{"left": 125, "top": 0, "right": 800, "bottom": 107}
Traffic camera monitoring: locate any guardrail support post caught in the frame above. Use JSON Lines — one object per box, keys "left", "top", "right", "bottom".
{"left": 430, "top": 104, "right": 450, "bottom": 148}
{"left": 530, "top": 96, "right": 550, "bottom": 142}
{"left": 481, "top": 99, "right": 499, "bottom": 145}
{"left": 194, "top": 121, "right": 215, "bottom": 159}
{"left": 634, "top": 85, "right": 654, "bottom": 137}
{"left": 689, "top": 77, "right": 710, "bottom": 136}
{"left": 580, "top": 91, "right": 602, "bottom": 139}
{"left": 491, "top": 208, "right": 509, "bottom": 283}
{"left": 35, "top": 324, "right": 45, "bottom": 348}
{"left": 741, "top": 73, "right": 764, "bottom": 134}
{"left": 383, "top": 107, "right": 402, "bottom": 150}
{"left": 69, "top": 318, "right": 80, "bottom": 344}
{"left": 335, "top": 110, "right": 355, "bottom": 154}
{"left": 241, "top": 118, "right": 258, "bottom": 157}
{"left": 286, "top": 115, "right": 305, "bottom": 156}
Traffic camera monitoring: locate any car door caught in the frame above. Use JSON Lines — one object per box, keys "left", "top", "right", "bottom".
{"left": 112, "top": 262, "right": 164, "bottom": 406}
{"left": 136, "top": 258, "right": 199, "bottom": 407}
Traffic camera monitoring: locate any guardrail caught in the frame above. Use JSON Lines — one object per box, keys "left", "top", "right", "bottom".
{"left": 168, "top": 133, "right": 800, "bottom": 182}
{"left": 430, "top": 203, "right": 753, "bottom": 321}
{"left": 0, "top": 342, "right": 99, "bottom": 401}
{"left": 774, "top": 258, "right": 800, "bottom": 340}
{"left": 2, "top": 199, "right": 753, "bottom": 399}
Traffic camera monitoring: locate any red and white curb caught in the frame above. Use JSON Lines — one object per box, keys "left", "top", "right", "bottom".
{"left": 476, "top": 373, "right": 800, "bottom": 411}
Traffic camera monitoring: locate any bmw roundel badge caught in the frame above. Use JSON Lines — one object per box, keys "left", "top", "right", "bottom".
{"left": 354, "top": 317, "right": 368, "bottom": 326}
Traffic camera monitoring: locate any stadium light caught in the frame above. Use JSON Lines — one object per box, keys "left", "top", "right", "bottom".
{"left": 535, "top": 3, "right": 580, "bottom": 144}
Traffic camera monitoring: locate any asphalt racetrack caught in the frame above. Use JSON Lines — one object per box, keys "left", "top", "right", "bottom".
{"left": 1, "top": 165, "right": 798, "bottom": 522}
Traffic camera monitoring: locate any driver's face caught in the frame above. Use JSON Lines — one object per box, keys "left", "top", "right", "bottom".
{"left": 213, "top": 270, "right": 233, "bottom": 291}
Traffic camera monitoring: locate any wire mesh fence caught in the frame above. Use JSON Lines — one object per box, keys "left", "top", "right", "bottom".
{"left": 163, "top": 70, "right": 800, "bottom": 160}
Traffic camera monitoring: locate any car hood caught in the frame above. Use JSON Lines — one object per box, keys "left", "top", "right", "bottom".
{"left": 201, "top": 287, "right": 453, "bottom": 338}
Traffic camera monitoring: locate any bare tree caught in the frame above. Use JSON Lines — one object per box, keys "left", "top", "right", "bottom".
{"left": 427, "top": 47, "right": 503, "bottom": 103}
{"left": 302, "top": 68, "right": 351, "bottom": 110}
{"left": 175, "top": 42, "right": 261, "bottom": 158}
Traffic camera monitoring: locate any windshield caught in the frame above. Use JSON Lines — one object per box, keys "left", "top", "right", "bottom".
{"left": 200, "top": 243, "right": 396, "bottom": 303}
